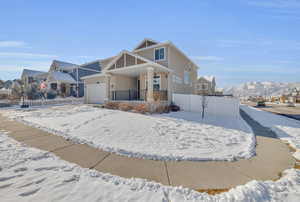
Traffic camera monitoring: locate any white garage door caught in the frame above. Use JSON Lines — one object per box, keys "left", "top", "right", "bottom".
{"left": 86, "top": 83, "right": 106, "bottom": 104}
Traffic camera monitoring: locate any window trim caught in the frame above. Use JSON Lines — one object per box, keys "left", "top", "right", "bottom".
{"left": 145, "top": 75, "right": 161, "bottom": 90}
{"left": 153, "top": 75, "right": 161, "bottom": 91}
{"left": 154, "top": 47, "right": 166, "bottom": 61}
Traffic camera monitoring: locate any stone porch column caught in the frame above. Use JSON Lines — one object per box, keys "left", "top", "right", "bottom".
{"left": 167, "top": 72, "right": 173, "bottom": 104}
{"left": 105, "top": 74, "right": 111, "bottom": 101}
{"left": 147, "top": 67, "right": 154, "bottom": 102}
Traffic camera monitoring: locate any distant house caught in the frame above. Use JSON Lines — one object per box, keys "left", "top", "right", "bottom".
{"left": 3, "top": 80, "right": 13, "bottom": 89}
{"left": 47, "top": 60, "right": 101, "bottom": 97}
{"left": 215, "top": 88, "right": 224, "bottom": 96}
{"left": 0, "top": 88, "right": 11, "bottom": 96}
{"left": 196, "top": 76, "right": 216, "bottom": 95}
{"left": 21, "top": 69, "right": 48, "bottom": 90}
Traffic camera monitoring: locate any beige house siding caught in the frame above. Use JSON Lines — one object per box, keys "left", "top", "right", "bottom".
{"left": 135, "top": 45, "right": 169, "bottom": 68}
{"left": 168, "top": 46, "right": 197, "bottom": 94}
{"left": 111, "top": 75, "right": 137, "bottom": 91}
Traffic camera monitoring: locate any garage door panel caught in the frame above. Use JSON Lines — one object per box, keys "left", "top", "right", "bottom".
{"left": 86, "top": 83, "right": 106, "bottom": 104}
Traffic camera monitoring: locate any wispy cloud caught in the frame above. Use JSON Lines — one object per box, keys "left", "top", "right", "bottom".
{"left": 245, "top": 0, "right": 300, "bottom": 20}
{"left": 192, "top": 56, "right": 224, "bottom": 62}
{"left": 217, "top": 40, "right": 252, "bottom": 48}
{"left": 246, "top": 0, "right": 300, "bottom": 9}
{"left": 0, "top": 61, "right": 51, "bottom": 72}
{"left": 0, "top": 41, "right": 26, "bottom": 48}
{"left": 217, "top": 39, "right": 300, "bottom": 50}
{"left": 0, "top": 52, "right": 58, "bottom": 58}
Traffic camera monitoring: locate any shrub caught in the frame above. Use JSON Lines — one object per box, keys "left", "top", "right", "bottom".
{"left": 155, "top": 105, "right": 170, "bottom": 114}
{"left": 118, "top": 103, "right": 133, "bottom": 111}
{"left": 133, "top": 103, "right": 149, "bottom": 114}
{"left": 104, "top": 102, "right": 119, "bottom": 109}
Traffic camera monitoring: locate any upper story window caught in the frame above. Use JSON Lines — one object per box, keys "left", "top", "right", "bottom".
{"left": 199, "top": 83, "right": 208, "bottom": 90}
{"left": 154, "top": 47, "right": 165, "bottom": 61}
{"left": 184, "top": 71, "right": 190, "bottom": 84}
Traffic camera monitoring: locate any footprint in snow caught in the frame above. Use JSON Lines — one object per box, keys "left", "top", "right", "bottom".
{"left": 0, "top": 174, "right": 23, "bottom": 182}
{"left": 0, "top": 183, "right": 13, "bottom": 189}
{"left": 19, "top": 188, "right": 41, "bottom": 197}
{"left": 14, "top": 167, "right": 28, "bottom": 173}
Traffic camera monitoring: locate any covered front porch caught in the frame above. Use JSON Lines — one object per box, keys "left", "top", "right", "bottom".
{"left": 105, "top": 63, "right": 172, "bottom": 103}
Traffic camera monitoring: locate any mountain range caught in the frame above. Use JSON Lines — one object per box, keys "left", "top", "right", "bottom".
{"left": 224, "top": 81, "right": 300, "bottom": 97}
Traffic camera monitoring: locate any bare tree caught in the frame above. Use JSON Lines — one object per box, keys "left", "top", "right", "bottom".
{"left": 201, "top": 95, "right": 208, "bottom": 119}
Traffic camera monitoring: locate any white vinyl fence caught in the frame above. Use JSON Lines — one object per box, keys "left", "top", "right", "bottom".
{"left": 20, "top": 97, "right": 84, "bottom": 107}
{"left": 172, "top": 94, "right": 240, "bottom": 118}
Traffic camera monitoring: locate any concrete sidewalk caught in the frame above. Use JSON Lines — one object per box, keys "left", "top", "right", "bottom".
{"left": 0, "top": 110, "right": 295, "bottom": 190}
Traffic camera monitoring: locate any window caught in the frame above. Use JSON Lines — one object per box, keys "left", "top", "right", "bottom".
{"left": 173, "top": 75, "right": 183, "bottom": 84}
{"left": 200, "top": 83, "right": 208, "bottom": 90}
{"left": 51, "top": 83, "right": 57, "bottom": 90}
{"left": 153, "top": 75, "right": 160, "bottom": 90}
{"left": 154, "top": 47, "right": 165, "bottom": 61}
{"left": 184, "top": 71, "right": 190, "bottom": 84}
{"left": 145, "top": 75, "right": 161, "bottom": 90}
{"left": 28, "top": 77, "right": 34, "bottom": 83}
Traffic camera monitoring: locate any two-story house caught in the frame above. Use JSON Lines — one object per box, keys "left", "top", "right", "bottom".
{"left": 21, "top": 69, "right": 48, "bottom": 91}
{"left": 47, "top": 60, "right": 101, "bottom": 97}
{"left": 82, "top": 39, "right": 199, "bottom": 104}
{"left": 196, "top": 76, "right": 216, "bottom": 95}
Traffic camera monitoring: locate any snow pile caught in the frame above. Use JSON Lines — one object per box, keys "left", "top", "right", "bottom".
{"left": 1, "top": 105, "right": 255, "bottom": 161}
{"left": 1, "top": 132, "right": 300, "bottom": 202}
{"left": 241, "top": 105, "right": 300, "bottom": 160}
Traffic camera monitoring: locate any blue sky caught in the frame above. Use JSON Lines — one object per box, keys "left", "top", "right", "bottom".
{"left": 0, "top": 0, "right": 300, "bottom": 87}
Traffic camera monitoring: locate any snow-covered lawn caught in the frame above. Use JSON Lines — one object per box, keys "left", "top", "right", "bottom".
{"left": 1, "top": 132, "right": 300, "bottom": 202}
{"left": 1, "top": 104, "right": 255, "bottom": 161}
{"left": 241, "top": 105, "right": 300, "bottom": 160}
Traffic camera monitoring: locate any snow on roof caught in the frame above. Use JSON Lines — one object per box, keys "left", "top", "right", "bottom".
{"left": 49, "top": 71, "right": 76, "bottom": 83}
{"left": 22, "top": 69, "right": 46, "bottom": 77}
{"left": 199, "top": 76, "right": 215, "bottom": 82}
{"left": 53, "top": 60, "right": 79, "bottom": 71}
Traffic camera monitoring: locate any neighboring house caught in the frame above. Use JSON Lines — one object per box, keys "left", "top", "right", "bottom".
{"left": 82, "top": 38, "right": 199, "bottom": 104}
{"left": 21, "top": 69, "right": 48, "bottom": 90}
{"left": 47, "top": 60, "right": 101, "bottom": 97}
{"left": 196, "top": 76, "right": 216, "bottom": 95}
{"left": 215, "top": 88, "right": 224, "bottom": 96}
{"left": 0, "top": 88, "right": 11, "bottom": 96}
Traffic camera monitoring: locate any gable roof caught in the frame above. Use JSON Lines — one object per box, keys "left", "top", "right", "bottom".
{"left": 103, "top": 50, "right": 171, "bottom": 72}
{"left": 21, "top": 69, "right": 47, "bottom": 77}
{"left": 48, "top": 71, "right": 76, "bottom": 83}
{"left": 51, "top": 60, "right": 79, "bottom": 71}
{"left": 199, "top": 76, "right": 215, "bottom": 82}
{"left": 133, "top": 38, "right": 160, "bottom": 51}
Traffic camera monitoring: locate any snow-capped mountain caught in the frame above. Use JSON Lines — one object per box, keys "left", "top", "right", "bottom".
{"left": 224, "top": 81, "right": 300, "bottom": 97}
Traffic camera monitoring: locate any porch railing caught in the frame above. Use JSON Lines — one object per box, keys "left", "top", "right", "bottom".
{"left": 111, "top": 89, "right": 168, "bottom": 101}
